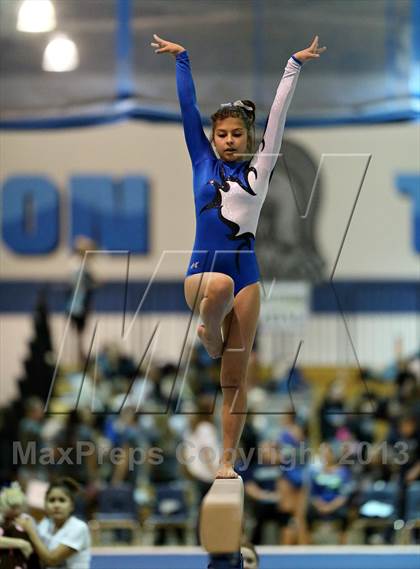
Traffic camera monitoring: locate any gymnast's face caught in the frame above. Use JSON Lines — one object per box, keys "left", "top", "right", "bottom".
{"left": 213, "top": 117, "right": 248, "bottom": 162}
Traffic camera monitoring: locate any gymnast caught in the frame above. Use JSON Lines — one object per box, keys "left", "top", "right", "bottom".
{"left": 151, "top": 33, "right": 326, "bottom": 479}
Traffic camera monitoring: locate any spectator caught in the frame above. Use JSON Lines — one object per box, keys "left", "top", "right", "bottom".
{"left": 103, "top": 406, "right": 142, "bottom": 486}
{"left": 349, "top": 393, "right": 377, "bottom": 446}
{"left": 148, "top": 416, "right": 186, "bottom": 546}
{"left": 185, "top": 346, "right": 220, "bottom": 401}
{"left": 59, "top": 363, "right": 106, "bottom": 414}
{"left": 319, "top": 380, "right": 350, "bottom": 442}
{"left": 239, "top": 418, "right": 259, "bottom": 470}
{"left": 278, "top": 411, "right": 308, "bottom": 544}
{"left": 66, "top": 235, "right": 97, "bottom": 367}
{"left": 388, "top": 414, "right": 420, "bottom": 520}
{"left": 17, "top": 477, "right": 91, "bottom": 568}
{"left": 242, "top": 441, "right": 290, "bottom": 545}
{"left": 397, "top": 371, "right": 420, "bottom": 416}
{"left": 149, "top": 364, "right": 182, "bottom": 411}
{"left": 182, "top": 396, "right": 220, "bottom": 500}
{"left": 52, "top": 409, "right": 98, "bottom": 486}
{"left": 149, "top": 416, "right": 182, "bottom": 485}
{"left": 305, "top": 442, "right": 353, "bottom": 544}
{"left": 0, "top": 482, "right": 41, "bottom": 569}
{"left": 17, "top": 397, "right": 48, "bottom": 486}
{"left": 97, "top": 342, "right": 137, "bottom": 382}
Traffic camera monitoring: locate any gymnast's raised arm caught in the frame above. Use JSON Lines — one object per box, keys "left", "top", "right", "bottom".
{"left": 151, "top": 34, "right": 214, "bottom": 166}
{"left": 250, "top": 35, "right": 326, "bottom": 178}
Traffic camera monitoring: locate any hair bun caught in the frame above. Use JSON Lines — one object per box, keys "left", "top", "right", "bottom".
{"left": 240, "top": 100, "right": 256, "bottom": 124}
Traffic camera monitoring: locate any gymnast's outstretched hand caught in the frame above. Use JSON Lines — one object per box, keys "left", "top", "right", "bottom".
{"left": 294, "top": 35, "right": 327, "bottom": 63}
{"left": 151, "top": 34, "right": 185, "bottom": 56}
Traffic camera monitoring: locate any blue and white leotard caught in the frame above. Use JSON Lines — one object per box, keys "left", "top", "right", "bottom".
{"left": 176, "top": 50, "right": 302, "bottom": 296}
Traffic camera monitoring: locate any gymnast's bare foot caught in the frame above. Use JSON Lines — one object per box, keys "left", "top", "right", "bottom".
{"left": 197, "top": 324, "right": 224, "bottom": 358}
{"left": 215, "top": 464, "right": 239, "bottom": 479}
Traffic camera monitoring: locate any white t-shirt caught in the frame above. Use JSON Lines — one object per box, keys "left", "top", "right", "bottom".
{"left": 183, "top": 421, "right": 220, "bottom": 482}
{"left": 37, "top": 515, "right": 91, "bottom": 569}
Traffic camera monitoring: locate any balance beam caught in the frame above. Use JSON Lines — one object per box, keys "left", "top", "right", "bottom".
{"left": 200, "top": 478, "right": 244, "bottom": 569}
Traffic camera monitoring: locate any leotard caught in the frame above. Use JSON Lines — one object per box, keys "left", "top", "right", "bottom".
{"left": 176, "top": 50, "right": 302, "bottom": 296}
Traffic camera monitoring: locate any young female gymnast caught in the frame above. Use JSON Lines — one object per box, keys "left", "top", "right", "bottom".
{"left": 151, "top": 34, "right": 326, "bottom": 478}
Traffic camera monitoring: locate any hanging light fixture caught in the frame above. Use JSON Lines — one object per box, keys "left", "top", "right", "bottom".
{"left": 17, "top": 0, "right": 56, "bottom": 33}
{"left": 43, "top": 34, "right": 79, "bottom": 72}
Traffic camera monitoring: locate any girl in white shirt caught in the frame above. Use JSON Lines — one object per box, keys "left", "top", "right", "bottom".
{"left": 17, "top": 477, "right": 91, "bottom": 569}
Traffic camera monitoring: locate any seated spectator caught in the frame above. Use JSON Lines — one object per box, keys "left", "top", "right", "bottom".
{"left": 0, "top": 482, "right": 41, "bottom": 569}
{"left": 16, "top": 478, "right": 91, "bottom": 568}
{"left": 242, "top": 441, "right": 290, "bottom": 545}
{"left": 17, "top": 396, "right": 48, "bottom": 486}
{"left": 387, "top": 414, "right": 420, "bottom": 520}
{"left": 148, "top": 416, "right": 186, "bottom": 545}
{"left": 103, "top": 406, "right": 144, "bottom": 487}
{"left": 305, "top": 442, "right": 353, "bottom": 544}
{"left": 185, "top": 346, "right": 220, "bottom": 400}
{"left": 319, "top": 380, "right": 350, "bottom": 442}
{"left": 149, "top": 416, "right": 182, "bottom": 484}
{"left": 182, "top": 396, "right": 220, "bottom": 501}
{"left": 397, "top": 371, "right": 420, "bottom": 417}
{"left": 51, "top": 408, "right": 98, "bottom": 490}
{"left": 278, "top": 411, "right": 308, "bottom": 544}
{"left": 66, "top": 235, "right": 97, "bottom": 368}
{"left": 349, "top": 393, "right": 378, "bottom": 447}
{"left": 107, "top": 377, "right": 133, "bottom": 412}
{"left": 97, "top": 342, "right": 137, "bottom": 381}
{"left": 238, "top": 417, "right": 259, "bottom": 470}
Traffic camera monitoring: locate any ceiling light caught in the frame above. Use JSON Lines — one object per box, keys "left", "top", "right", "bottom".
{"left": 43, "top": 35, "right": 79, "bottom": 72}
{"left": 17, "top": 0, "right": 56, "bottom": 33}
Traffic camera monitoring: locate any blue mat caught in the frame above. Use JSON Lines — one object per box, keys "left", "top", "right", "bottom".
{"left": 92, "top": 552, "right": 420, "bottom": 569}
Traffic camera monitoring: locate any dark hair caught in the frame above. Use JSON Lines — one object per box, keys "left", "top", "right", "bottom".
{"left": 211, "top": 99, "right": 256, "bottom": 155}
{"left": 46, "top": 477, "right": 80, "bottom": 508}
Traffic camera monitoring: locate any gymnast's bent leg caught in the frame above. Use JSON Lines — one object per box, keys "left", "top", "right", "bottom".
{"left": 184, "top": 272, "right": 234, "bottom": 358}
